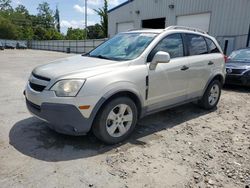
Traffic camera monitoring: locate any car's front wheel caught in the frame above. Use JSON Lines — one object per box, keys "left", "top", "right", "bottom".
{"left": 199, "top": 80, "right": 222, "bottom": 110}
{"left": 92, "top": 97, "right": 138, "bottom": 144}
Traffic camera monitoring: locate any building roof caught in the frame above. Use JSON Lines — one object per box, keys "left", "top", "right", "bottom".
{"left": 108, "top": 0, "right": 134, "bottom": 13}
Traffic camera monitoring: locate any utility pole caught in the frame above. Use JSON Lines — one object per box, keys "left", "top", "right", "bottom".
{"left": 85, "top": 0, "right": 88, "bottom": 40}
{"left": 83, "top": 0, "right": 87, "bottom": 53}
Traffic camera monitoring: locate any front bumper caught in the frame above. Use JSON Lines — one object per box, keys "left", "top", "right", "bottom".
{"left": 225, "top": 75, "right": 250, "bottom": 86}
{"left": 26, "top": 98, "right": 93, "bottom": 135}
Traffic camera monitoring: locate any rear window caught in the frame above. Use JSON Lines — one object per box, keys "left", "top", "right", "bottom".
{"left": 186, "top": 34, "right": 208, "bottom": 56}
{"left": 205, "top": 38, "right": 220, "bottom": 53}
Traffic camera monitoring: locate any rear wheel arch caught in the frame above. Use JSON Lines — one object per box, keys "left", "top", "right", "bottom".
{"left": 203, "top": 74, "right": 224, "bottom": 95}
{"left": 212, "top": 74, "right": 224, "bottom": 84}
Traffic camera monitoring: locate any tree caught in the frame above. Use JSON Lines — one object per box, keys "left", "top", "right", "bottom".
{"left": 33, "top": 26, "right": 47, "bottom": 40}
{"left": 54, "top": 5, "right": 60, "bottom": 32}
{"left": 0, "top": 0, "right": 13, "bottom": 11}
{"left": 45, "top": 28, "right": 64, "bottom": 40}
{"left": 66, "top": 27, "right": 86, "bottom": 40}
{"left": 37, "top": 2, "right": 54, "bottom": 28}
{"left": 87, "top": 24, "right": 103, "bottom": 39}
{"left": 94, "top": 0, "right": 108, "bottom": 37}
{"left": 0, "top": 16, "right": 18, "bottom": 39}
{"left": 15, "top": 4, "right": 29, "bottom": 16}
{"left": 0, "top": 1, "right": 63, "bottom": 40}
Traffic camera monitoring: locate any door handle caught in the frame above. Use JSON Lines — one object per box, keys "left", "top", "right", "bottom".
{"left": 208, "top": 61, "right": 214, "bottom": 65}
{"left": 181, "top": 65, "right": 189, "bottom": 71}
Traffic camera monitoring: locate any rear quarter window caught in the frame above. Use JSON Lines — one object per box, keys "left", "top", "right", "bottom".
{"left": 186, "top": 34, "right": 208, "bottom": 56}
{"left": 205, "top": 38, "right": 220, "bottom": 53}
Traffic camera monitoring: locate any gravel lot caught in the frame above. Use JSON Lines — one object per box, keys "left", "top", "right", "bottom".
{"left": 0, "top": 49, "right": 249, "bottom": 188}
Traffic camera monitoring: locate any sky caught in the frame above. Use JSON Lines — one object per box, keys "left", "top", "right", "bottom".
{"left": 11, "top": 0, "right": 127, "bottom": 33}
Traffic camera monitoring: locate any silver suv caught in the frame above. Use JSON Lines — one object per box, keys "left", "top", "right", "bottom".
{"left": 25, "top": 26, "right": 226, "bottom": 144}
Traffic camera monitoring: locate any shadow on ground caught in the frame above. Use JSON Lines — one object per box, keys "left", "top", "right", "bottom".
{"left": 9, "top": 103, "right": 214, "bottom": 162}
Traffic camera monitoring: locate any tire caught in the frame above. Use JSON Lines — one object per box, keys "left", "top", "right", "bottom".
{"left": 92, "top": 97, "right": 138, "bottom": 144}
{"left": 199, "top": 80, "right": 222, "bottom": 110}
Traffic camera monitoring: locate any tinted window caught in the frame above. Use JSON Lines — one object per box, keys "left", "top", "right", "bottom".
{"left": 148, "top": 34, "right": 184, "bottom": 61}
{"left": 205, "top": 38, "right": 220, "bottom": 53}
{"left": 186, "top": 34, "right": 208, "bottom": 56}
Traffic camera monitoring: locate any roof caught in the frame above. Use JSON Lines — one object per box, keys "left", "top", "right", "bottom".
{"left": 108, "top": 0, "right": 134, "bottom": 13}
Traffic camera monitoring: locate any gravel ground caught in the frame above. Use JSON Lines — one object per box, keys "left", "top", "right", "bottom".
{"left": 0, "top": 49, "right": 249, "bottom": 188}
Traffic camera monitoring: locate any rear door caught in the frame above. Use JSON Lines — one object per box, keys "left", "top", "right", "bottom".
{"left": 184, "top": 34, "right": 212, "bottom": 99}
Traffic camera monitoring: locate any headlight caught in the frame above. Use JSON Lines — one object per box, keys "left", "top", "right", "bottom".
{"left": 50, "top": 80, "right": 85, "bottom": 97}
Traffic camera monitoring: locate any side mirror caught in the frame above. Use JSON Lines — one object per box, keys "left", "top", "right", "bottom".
{"left": 149, "top": 51, "right": 170, "bottom": 70}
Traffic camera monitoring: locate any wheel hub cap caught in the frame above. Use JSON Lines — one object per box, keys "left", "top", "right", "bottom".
{"left": 208, "top": 84, "right": 220, "bottom": 106}
{"left": 106, "top": 104, "right": 133, "bottom": 138}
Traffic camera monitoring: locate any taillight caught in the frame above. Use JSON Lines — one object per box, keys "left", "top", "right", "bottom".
{"left": 224, "top": 55, "right": 228, "bottom": 63}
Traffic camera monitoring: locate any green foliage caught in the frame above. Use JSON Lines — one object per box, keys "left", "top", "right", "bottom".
{"left": 0, "top": 1, "right": 64, "bottom": 40}
{"left": 66, "top": 28, "right": 86, "bottom": 40}
{"left": 37, "top": 2, "right": 55, "bottom": 28}
{"left": 94, "top": 0, "right": 108, "bottom": 37}
{"left": 65, "top": 24, "right": 105, "bottom": 40}
{"left": 15, "top": 4, "right": 29, "bottom": 16}
{"left": 0, "top": 16, "right": 18, "bottom": 39}
{"left": 45, "top": 28, "right": 64, "bottom": 40}
{"left": 0, "top": 0, "right": 12, "bottom": 11}
{"left": 0, "top": 0, "right": 106, "bottom": 41}
{"left": 87, "top": 24, "right": 104, "bottom": 39}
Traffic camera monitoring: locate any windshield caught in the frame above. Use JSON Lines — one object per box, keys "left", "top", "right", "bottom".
{"left": 229, "top": 49, "right": 250, "bottom": 62}
{"left": 88, "top": 33, "right": 157, "bottom": 61}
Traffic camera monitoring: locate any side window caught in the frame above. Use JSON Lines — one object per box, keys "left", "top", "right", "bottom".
{"left": 186, "top": 34, "right": 208, "bottom": 56}
{"left": 205, "top": 38, "right": 220, "bottom": 53}
{"left": 147, "top": 34, "right": 184, "bottom": 62}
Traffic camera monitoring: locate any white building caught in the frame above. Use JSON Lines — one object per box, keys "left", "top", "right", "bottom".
{"left": 108, "top": 0, "right": 250, "bottom": 55}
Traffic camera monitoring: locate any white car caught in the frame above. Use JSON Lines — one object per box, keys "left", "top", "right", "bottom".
{"left": 25, "top": 26, "right": 226, "bottom": 144}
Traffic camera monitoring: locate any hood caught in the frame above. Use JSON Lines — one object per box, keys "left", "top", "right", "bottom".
{"left": 226, "top": 60, "right": 250, "bottom": 70}
{"left": 33, "top": 55, "right": 128, "bottom": 80}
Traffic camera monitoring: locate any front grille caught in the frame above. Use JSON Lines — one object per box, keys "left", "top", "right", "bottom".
{"left": 29, "top": 82, "right": 46, "bottom": 92}
{"left": 227, "top": 68, "right": 246, "bottom": 75}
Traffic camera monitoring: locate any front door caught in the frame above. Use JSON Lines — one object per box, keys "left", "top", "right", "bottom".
{"left": 146, "top": 34, "right": 189, "bottom": 111}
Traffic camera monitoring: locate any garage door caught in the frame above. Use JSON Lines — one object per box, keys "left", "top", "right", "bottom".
{"left": 117, "top": 22, "right": 134, "bottom": 33}
{"left": 177, "top": 13, "right": 211, "bottom": 32}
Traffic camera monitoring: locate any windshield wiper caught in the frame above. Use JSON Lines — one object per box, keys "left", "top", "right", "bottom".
{"left": 89, "top": 55, "right": 112, "bottom": 60}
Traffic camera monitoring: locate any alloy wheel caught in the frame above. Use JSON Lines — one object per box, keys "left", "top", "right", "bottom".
{"left": 106, "top": 104, "right": 133, "bottom": 137}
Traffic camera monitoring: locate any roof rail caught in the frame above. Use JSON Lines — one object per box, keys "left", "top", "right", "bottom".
{"left": 165, "top": 26, "right": 207, "bottom": 34}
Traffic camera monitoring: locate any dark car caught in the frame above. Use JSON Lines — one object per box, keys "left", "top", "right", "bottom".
{"left": 0, "top": 42, "right": 4, "bottom": 50}
{"left": 225, "top": 48, "right": 250, "bottom": 86}
{"left": 5, "top": 42, "right": 16, "bottom": 49}
{"left": 16, "top": 42, "right": 27, "bottom": 49}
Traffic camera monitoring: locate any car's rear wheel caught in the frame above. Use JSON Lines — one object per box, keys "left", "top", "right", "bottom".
{"left": 92, "top": 97, "right": 138, "bottom": 144}
{"left": 199, "top": 80, "right": 222, "bottom": 110}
